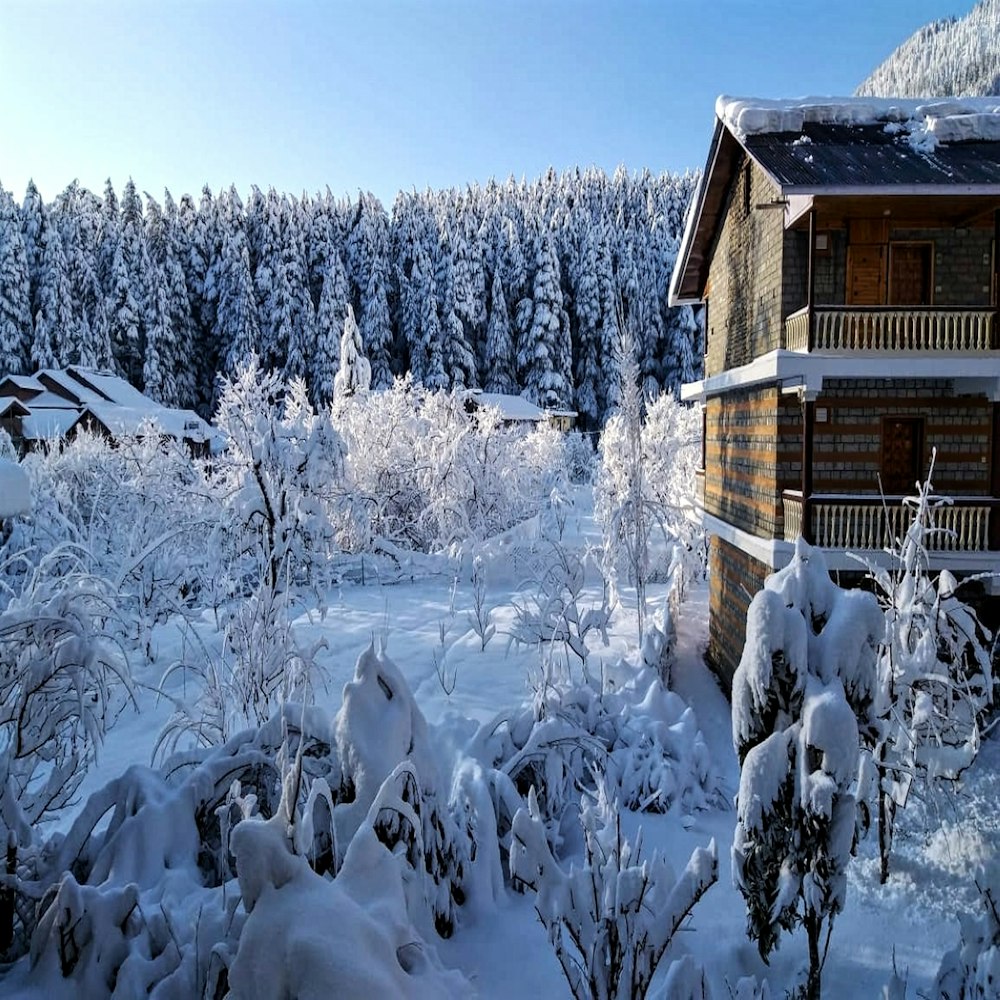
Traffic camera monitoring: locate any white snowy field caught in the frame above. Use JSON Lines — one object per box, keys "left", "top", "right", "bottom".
{"left": 23, "top": 494, "right": 995, "bottom": 1000}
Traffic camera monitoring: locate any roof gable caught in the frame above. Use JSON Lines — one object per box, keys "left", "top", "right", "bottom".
{"left": 670, "top": 95, "right": 1000, "bottom": 306}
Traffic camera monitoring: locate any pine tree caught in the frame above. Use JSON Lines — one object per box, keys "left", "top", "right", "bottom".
{"left": 518, "top": 236, "right": 571, "bottom": 408}
{"left": 483, "top": 272, "right": 515, "bottom": 393}
{"left": 32, "top": 219, "right": 76, "bottom": 369}
{"left": 143, "top": 262, "right": 178, "bottom": 405}
{"left": 0, "top": 191, "right": 33, "bottom": 376}
{"left": 312, "top": 250, "right": 350, "bottom": 405}
{"left": 333, "top": 303, "right": 371, "bottom": 400}
{"left": 217, "top": 227, "right": 261, "bottom": 378}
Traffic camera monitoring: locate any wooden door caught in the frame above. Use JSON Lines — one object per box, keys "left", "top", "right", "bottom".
{"left": 881, "top": 417, "right": 922, "bottom": 495}
{"left": 847, "top": 244, "right": 887, "bottom": 305}
{"left": 889, "top": 243, "right": 932, "bottom": 305}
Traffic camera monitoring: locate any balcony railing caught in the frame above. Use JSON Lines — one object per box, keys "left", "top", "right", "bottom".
{"left": 784, "top": 306, "right": 997, "bottom": 353}
{"left": 781, "top": 491, "right": 997, "bottom": 551}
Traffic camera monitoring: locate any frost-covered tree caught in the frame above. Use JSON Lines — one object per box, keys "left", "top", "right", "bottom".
{"left": 518, "top": 236, "right": 572, "bottom": 408}
{"left": 483, "top": 272, "right": 515, "bottom": 393}
{"left": 731, "top": 541, "right": 882, "bottom": 1000}
{"left": 31, "top": 219, "right": 77, "bottom": 369}
{"left": 862, "top": 461, "right": 994, "bottom": 884}
{"left": 0, "top": 192, "right": 32, "bottom": 376}
{"left": 313, "top": 249, "right": 350, "bottom": 405}
{"left": 333, "top": 304, "right": 371, "bottom": 401}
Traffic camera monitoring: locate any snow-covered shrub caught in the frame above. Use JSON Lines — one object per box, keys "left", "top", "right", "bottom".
{"left": 596, "top": 376, "right": 703, "bottom": 648}
{"left": 156, "top": 579, "right": 329, "bottom": 752}
{"left": 507, "top": 541, "right": 612, "bottom": 664}
{"left": 6, "top": 427, "right": 217, "bottom": 655}
{"left": 509, "top": 776, "right": 717, "bottom": 1000}
{"left": 333, "top": 645, "right": 473, "bottom": 936}
{"left": 470, "top": 652, "right": 719, "bottom": 858}
{"left": 860, "top": 465, "right": 994, "bottom": 883}
{"left": 212, "top": 358, "right": 345, "bottom": 592}
{"left": 333, "top": 377, "right": 570, "bottom": 555}
{"left": 0, "top": 551, "right": 131, "bottom": 844}
{"left": 934, "top": 862, "right": 1000, "bottom": 1000}
{"left": 731, "top": 540, "right": 882, "bottom": 1000}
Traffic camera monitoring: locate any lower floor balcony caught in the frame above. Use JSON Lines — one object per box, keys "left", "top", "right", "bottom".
{"left": 781, "top": 491, "right": 1000, "bottom": 553}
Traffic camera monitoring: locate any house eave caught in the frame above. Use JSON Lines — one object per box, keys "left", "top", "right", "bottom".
{"left": 681, "top": 349, "right": 1000, "bottom": 402}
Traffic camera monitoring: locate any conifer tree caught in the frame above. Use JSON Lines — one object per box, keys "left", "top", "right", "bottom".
{"left": 333, "top": 303, "right": 371, "bottom": 400}
{"left": 518, "top": 236, "right": 571, "bottom": 408}
{"left": 32, "top": 219, "right": 76, "bottom": 370}
{"left": 483, "top": 272, "right": 515, "bottom": 394}
{"left": 0, "top": 192, "right": 33, "bottom": 376}
{"left": 312, "top": 250, "right": 350, "bottom": 405}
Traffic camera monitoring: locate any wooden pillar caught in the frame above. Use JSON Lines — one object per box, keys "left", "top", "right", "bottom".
{"left": 802, "top": 394, "right": 815, "bottom": 544}
{"left": 807, "top": 209, "right": 817, "bottom": 348}
{"left": 993, "top": 209, "right": 1000, "bottom": 347}
{"left": 991, "top": 402, "right": 1000, "bottom": 549}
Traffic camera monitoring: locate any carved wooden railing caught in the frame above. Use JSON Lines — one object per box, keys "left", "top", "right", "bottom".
{"left": 784, "top": 306, "right": 997, "bottom": 352}
{"left": 782, "top": 491, "right": 997, "bottom": 551}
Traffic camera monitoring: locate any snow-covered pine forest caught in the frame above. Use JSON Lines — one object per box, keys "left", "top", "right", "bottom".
{"left": 857, "top": 0, "right": 1000, "bottom": 98}
{"left": 0, "top": 168, "right": 701, "bottom": 427}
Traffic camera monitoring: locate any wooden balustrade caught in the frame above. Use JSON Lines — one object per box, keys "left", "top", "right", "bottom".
{"left": 784, "top": 306, "right": 996, "bottom": 352}
{"left": 781, "top": 492, "right": 994, "bottom": 551}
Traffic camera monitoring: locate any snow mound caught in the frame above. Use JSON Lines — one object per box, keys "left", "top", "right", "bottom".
{"left": 0, "top": 457, "right": 30, "bottom": 517}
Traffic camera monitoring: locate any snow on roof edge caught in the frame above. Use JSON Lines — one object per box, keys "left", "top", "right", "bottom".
{"left": 716, "top": 95, "right": 1000, "bottom": 148}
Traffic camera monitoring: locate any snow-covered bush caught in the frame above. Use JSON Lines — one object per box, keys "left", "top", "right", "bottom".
{"left": 860, "top": 465, "right": 994, "bottom": 883}
{"left": 212, "top": 358, "right": 345, "bottom": 592}
{"left": 509, "top": 775, "right": 717, "bottom": 1000}
{"left": 333, "top": 645, "right": 473, "bottom": 936}
{"left": 333, "top": 377, "right": 570, "bottom": 555}
{"left": 731, "top": 540, "right": 883, "bottom": 1000}
{"left": 934, "top": 862, "right": 1000, "bottom": 1000}
{"left": 470, "top": 648, "right": 720, "bottom": 858}
{"left": 0, "top": 551, "right": 131, "bottom": 844}
{"left": 595, "top": 373, "right": 703, "bottom": 648}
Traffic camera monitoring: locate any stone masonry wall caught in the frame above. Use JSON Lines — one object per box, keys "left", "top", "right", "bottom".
{"left": 704, "top": 158, "right": 786, "bottom": 377}
{"left": 708, "top": 536, "right": 770, "bottom": 688}
{"left": 812, "top": 378, "right": 993, "bottom": 494}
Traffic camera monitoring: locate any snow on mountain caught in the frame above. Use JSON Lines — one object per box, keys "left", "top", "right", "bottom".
{"left": 857, "top": 0, "right": 1000, "bottom": 98}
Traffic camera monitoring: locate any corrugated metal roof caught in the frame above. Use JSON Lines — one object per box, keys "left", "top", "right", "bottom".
{"left": 745, "top": 123, "right": 1000, "bottom": 190}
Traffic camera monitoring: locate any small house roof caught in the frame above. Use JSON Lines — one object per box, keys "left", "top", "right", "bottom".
{"left": 0, "top": 398, "right": 30, "bottom": 418}
{"left": 670, "top": 95, "right": 1000, "bottom": 305}
{"left": 470, "top": 392, "right": 547, "bottom": 422}
{"left": 20, "top": 408, "right": 81, "bottom": 441}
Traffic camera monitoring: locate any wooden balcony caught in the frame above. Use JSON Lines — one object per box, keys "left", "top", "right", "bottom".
{"left": 781, "top": 491, "right": 999, "bottom": 552}
{"left": 785, "top": 305, "right": 997, "bottom": 353}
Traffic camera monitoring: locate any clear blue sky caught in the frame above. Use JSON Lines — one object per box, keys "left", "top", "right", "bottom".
{"left": 0, "top": 0, "right": 964, "bottom": 207}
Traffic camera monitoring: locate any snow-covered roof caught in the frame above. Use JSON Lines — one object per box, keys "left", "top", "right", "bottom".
{"left": 469, "top": 392, "right": 546, "bottom": 422}
{"left": 81, "top": 402, "right": 214, "bottom": 443}
{"left": 19, "top": 408, "right": 81, "bottom": 441}
{"left": 0, "top": 397, "right": 30, "bottom": 418}
{"left": 670, "top": 94, "right": 1000, "bottom": 306}
{"left": 0, "top": 458, "right": 30, "bottom": 517}
{"left": 716, "top": 95, "right": 1000, "bottom": 147}
{"left": 0, "top": 367, "right": 217, "bottom": 448}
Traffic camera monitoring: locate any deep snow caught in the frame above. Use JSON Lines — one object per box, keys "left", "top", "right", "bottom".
{"left": 19, "top": 495, "right": 999, "bottom": 998}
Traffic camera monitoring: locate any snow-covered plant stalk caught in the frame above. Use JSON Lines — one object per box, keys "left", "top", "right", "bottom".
{"left": 859, "top": 456, "right": 994, "bottom": 884}
{"left": 509, "top": 774, "right": 717, "bottom": 1000}
{"left": 466, "top": 554, "right": 495, "bottom": 652}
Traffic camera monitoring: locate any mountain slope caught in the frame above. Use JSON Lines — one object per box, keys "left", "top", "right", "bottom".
{"left": 857, "top": 0, "right": 1000, "bottom": 97}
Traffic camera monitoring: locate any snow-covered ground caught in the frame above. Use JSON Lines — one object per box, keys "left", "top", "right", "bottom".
{"left": 31, "top": 494, "right": 996, "bottom": 999}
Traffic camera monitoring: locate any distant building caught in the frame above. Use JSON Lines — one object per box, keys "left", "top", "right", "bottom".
{"left": 0, "top": 367, "right": 216, "bottom": 456}
{"left": 464, "top": 390, "right": 577, "bottom": 431}
{"left": 671, "top": 96, "right": 1000, "bottom": 685}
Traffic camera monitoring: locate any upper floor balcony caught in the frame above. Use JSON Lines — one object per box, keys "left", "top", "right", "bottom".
{"left": 784, "top": 304, "right": 998, "bottom": 354}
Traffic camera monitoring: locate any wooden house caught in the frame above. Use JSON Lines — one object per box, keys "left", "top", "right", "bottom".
{"left": 670, "top": 96, "right": 1000, "bottom": 684}
{"left": 0, "top": 367, "right": 216, "bottom": 456}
